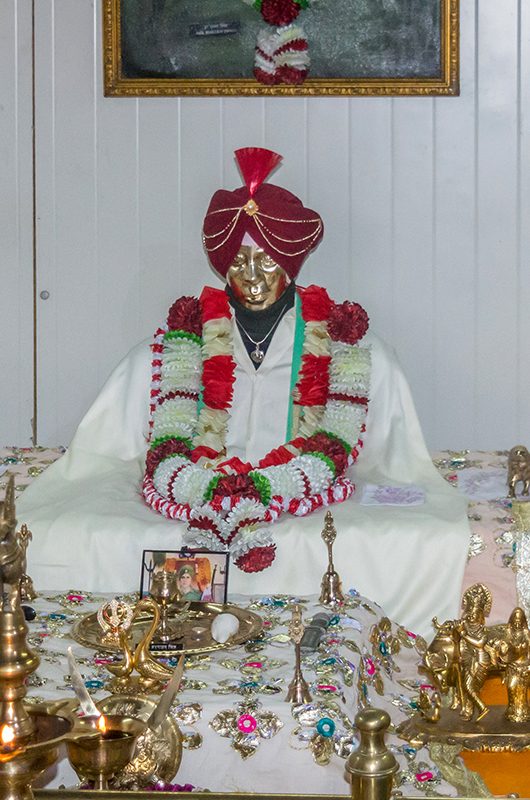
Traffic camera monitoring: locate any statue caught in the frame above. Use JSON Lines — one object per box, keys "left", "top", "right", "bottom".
{"left": 425, "top": 584, "right": 496, "bottom": 722}
{"left": 456, "top": 584, "right": 496, "bottom": 721}
{"left": 507, "top": 445, "right": 530, "bottom": 498}
{"left": 500, "top": 607, "right": 530, "bottom": 722}
{"left": 17, "top": 147, "right": 470, "bottom": 638}
{"left": 400, "top": 589, "right": 530, "bottom": 757}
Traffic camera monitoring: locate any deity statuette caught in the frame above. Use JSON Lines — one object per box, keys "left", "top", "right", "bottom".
{"left": 319, "top": 511, "right": 345, "bottom": 605}
{"left": 507, "top": 445, "right": 530, "bottom": 498}
{"left": 399, "top": 584, "right": 530, "bottom": 754}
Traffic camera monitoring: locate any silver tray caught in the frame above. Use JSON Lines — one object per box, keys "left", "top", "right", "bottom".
{"left": 71, "top": 601, "right": 263, "bottom": 656}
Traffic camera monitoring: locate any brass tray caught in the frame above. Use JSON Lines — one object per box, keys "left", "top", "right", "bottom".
{"left": 71, "top": 601, "right": 263, "bottom": 656}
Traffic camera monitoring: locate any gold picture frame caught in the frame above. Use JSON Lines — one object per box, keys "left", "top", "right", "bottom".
{"left": 103, "top": 0, "right": 459, "bottom": 97}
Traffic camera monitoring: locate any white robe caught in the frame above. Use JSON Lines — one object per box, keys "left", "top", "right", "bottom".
{"left": 19, "top": 303, "right": 470, "bottom": 638}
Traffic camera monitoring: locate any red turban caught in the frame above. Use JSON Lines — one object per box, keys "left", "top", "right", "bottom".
{"left": 202, "top": 147, "right": 324, "bottom": 280}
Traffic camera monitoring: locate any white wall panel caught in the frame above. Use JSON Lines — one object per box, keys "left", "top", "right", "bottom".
{"left": 23, "top": 0, "right": 530, "bottom": 451}
{"left": 475, "top": 0, "right": 519, "bottom": 448}
{"left": 0, "top": 0, "right": 33, "bottom": 444}
{"left": 392, "top": 98, "right": 436, "bottom": 438}
{"left": 305, "top": 99, "right": 350, "bottom": 298}
{"left": 432, "top": 0, "right": 477, "bottom": 448}
{"left": 348, "top": 101, "right": 393, "bottom": 338}
{"left": 517, "top": 0, "right": 530, "bottom": 445}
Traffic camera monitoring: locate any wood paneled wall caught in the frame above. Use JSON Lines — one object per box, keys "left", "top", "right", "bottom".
{"left": 2, "top": 0, "right": 530, "bottom": 451}
{"left": 1, "top": 1, "right": 34, "bottom": 445}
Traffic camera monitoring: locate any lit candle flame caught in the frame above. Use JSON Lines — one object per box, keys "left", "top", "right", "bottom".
{"left": 0, "top": 725, "right": 15, "bottom": 747}
{"left": 97, "top": 715, "right": 107, "bottom": 735}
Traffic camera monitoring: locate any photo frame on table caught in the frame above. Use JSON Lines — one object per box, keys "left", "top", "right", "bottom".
{"left": 140, "top": 548, "right": 229, "bottom": 604}
{"left": 103, "top": 0, "right": 459, "bottom": 97}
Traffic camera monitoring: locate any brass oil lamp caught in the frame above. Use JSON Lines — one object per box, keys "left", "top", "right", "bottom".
{"left": 66, "top": 714, "right": 145, "bottom": 790}
{"left": 0, "top": 476, "right": 88, "bottom": 800}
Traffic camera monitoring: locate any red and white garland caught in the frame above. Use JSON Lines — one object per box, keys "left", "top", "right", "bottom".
{"left": 143, "top": 285, "right": 371, "bottom": 573}
{"left": 242, "top": 0, "right": 313, "bottom": 85}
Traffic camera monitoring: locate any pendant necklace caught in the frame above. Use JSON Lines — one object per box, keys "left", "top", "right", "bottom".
{"left": 236, "top": 306, "right": 289, "bottom": 364}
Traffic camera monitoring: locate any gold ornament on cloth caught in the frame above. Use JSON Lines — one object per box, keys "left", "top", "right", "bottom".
{"left": 319, "top": 511, "right": 345, "bottom": 606}
{"left": 210, "top": 699, "right": 283, "bottom": 759}
{"left": 398, "top": 583, "right": 530, "bottom": 752}
{"left": 291, "top": 701, "right": 357, "bottom": 766}
{"left": 285, "top": 605, "right": 312, "bottom": 704}
{"left": 507, "top": 445, "right": 530, "bottom": 498}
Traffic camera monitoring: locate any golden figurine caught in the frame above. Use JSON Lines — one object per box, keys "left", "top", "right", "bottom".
{"left": 418, "top": 687, "right": 442, "bottom": 723}
{"left": 499, "top": 607, "right": 530, "bottom": 723}
{"left": 285, "top": 605, "right": 312, "bottom": 704}
{"left": 105, "top": 597, "right": 174, "bottom": 694}
{"left": 319, "top": 510, "right": 345, "bottom": 606}
{"left": 456, "top": 584, "right": 496, "bottom": 721}
{"left": 507, "top": 445, "right": 530, "bottom": 498}
{"left": 17, "top": 524, "right": 36, "bottom": 602}
{"left": 399, "top": 584, "right": 530, "bottom": 755}
{"left": 97, "top": 598, "right": 134, "bottom": 647}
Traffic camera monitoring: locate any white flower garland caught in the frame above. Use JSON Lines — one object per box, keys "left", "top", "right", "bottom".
{"left": 144, "top": 294, "right": 371, "bottom": 567}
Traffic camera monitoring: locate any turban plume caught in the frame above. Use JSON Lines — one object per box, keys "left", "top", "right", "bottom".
{"left": 202, "top": 147, "right": 323, "bottom": 280}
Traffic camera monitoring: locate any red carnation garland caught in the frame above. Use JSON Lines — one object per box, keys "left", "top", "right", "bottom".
{"left": 260, "top": 0, "right": 301, "bottom": 26}
{"left": 142, "top": 284, "right": 371, "bottom": 574}
{"left": 248, "top": 0, "right": 312, "bottom": 86}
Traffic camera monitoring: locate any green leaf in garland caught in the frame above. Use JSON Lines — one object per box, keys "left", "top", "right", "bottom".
{"left": 150, "top": 434, "right": 193, "bottom": 451}
{"left": 305, "top": 451, "right": 337, "bottom": 478}
{"left": 249, "top": 471, "right": 272, "bottom": 506}
{"left": 204, "top": 474, "right": 222, "bottom": 502}
{"left": 163, "top": 329, "right": 202, "bottom": 346}
{"left": 315, "top": 429, "right": 352, "bottom": 454}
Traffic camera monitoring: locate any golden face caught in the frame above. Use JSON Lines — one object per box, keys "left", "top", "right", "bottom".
{"left": 227, "top": 245, "right": 289, "bottom": 310}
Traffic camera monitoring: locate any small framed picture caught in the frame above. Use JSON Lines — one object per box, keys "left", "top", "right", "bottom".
{"left": 140, "top": 548, "right": 229, "bottom": 604}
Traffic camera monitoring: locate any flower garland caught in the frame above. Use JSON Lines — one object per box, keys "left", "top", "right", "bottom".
{"left": 143, "top": 285, "right": 370, "bottom": 574}
{"left": 242, "top": 0, "right": 314, "bottom": 85}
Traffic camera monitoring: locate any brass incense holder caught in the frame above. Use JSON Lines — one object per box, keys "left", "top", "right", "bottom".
{"left": 346, "top": 708, "right": 398, "bottom": 800}
{"left": 319, "top": 511, "right": 345, "bottom": 606}
{"left": 285, "top": 606, "right": 312, "bottom": 704}
{"left": 398, "top": 582, "right": 530, "bottom": 752}
{"left": 66, "top": 715, "right": 146, "bottom": 791}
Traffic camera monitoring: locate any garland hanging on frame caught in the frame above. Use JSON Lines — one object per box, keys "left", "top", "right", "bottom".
{"left": 242, "top": 0, "right": 315, "bottom": 85}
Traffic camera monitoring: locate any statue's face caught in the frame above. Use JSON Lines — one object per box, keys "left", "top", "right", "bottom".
{"left": 227, "top": 245, "right": 289, "bottom": 310}
{"left": 511, "top": 608, "right": 526, "bottom": 630}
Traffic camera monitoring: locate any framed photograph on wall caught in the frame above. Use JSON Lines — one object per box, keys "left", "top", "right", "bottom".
{"left": 103, "top": 0, "right": 459, "bottom": 97}
{"left": 140, "top": 548, "right": 229, "bottom": 604}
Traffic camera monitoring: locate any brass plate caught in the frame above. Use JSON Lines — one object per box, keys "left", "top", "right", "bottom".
{"left": 397, "top": 706, "right": 530, "bottom": 752}
{"left": 71, "top": 601, "right": 263, "bottom": 656}
{"left": 98, "top": 694, "right": 182, "bottom": 786}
